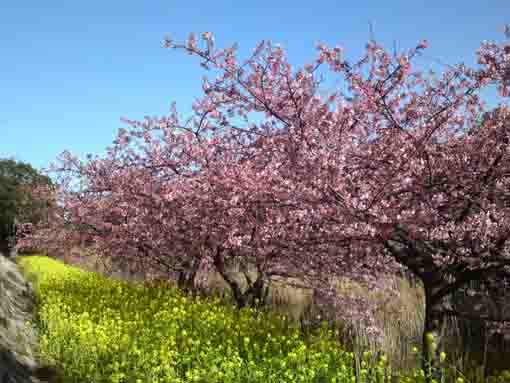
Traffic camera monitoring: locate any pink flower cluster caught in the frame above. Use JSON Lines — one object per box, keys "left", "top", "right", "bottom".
{"left": 20, "top": 28, "right": 510, "bottom": 340}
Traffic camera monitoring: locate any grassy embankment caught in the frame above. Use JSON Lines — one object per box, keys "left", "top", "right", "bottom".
{"left": 17, "top": 255, "right": 510, "bottom": 383}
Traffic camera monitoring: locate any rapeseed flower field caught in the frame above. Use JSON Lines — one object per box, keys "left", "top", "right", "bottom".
{"left": 17, "top": 256, "right": 510, "bottom": 383}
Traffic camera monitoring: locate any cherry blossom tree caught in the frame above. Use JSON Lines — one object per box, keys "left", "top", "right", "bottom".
{"left": 19, "top": 27, "right": 510, "bottom": 380}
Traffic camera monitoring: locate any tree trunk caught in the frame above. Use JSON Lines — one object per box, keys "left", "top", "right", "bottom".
{"left": 0, "top": 238, "right": 9, "bottom": 258}
{"left": 177, "top": 257, "right": 200, "bottom": 294}
{"left": 212, "top": 248, "right": 268, "bottom": 309}
{"left": 422, "top": 285, "right": 447, "bottom": 383}
{"left": 242, "top": 272, "right": 269, "bottom": 308}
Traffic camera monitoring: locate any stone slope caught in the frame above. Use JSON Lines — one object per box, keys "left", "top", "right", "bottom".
{"left": 0, "top": 254, "right": 56, "bottom": 383}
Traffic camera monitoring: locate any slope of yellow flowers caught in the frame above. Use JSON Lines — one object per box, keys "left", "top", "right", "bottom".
{"left": 17, "top": 256, "right": 509, "bottom": 383}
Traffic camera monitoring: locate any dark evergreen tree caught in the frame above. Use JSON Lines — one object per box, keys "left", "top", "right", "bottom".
{"left": 0, "top": 159, "right": 51, "bottom": 255}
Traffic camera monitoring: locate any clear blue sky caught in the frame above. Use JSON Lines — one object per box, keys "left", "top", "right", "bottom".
{"left": 1, "top": 1, "right": 508, "bottom": 171}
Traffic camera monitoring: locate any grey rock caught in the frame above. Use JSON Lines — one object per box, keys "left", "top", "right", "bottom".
{"left": 0, "top": 254, "right": 57, "bottom": 383}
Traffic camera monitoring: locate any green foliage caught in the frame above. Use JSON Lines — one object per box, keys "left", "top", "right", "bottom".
{"left": 17, "top": 256, "right": 510, "bottom": 383}
{"left": 0, "top": 159, "right": 51, "bottom": 250}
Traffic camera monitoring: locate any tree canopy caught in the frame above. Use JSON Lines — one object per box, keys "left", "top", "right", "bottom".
{"left": 0, "top": 159, "right": 52, "bottom": 255}
{"left": 18, "top": 27, "right": 510, "bottom": 380}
